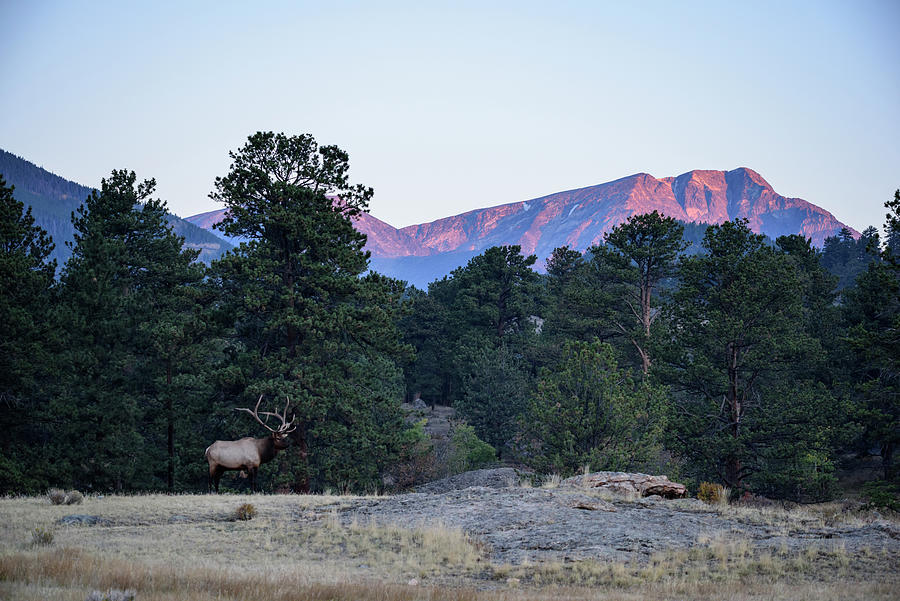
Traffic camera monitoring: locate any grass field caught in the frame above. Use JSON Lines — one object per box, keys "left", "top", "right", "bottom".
{"left": 1, "top": 492, "right": 897, "bottom": 601}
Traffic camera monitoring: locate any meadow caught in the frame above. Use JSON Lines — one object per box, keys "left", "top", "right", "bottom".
{"left": 1, "top": 491, "right": 897, "bottom": 601}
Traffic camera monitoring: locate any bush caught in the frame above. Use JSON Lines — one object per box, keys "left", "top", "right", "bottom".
{"left": 697, "top": 481, "right": 726, "bottom": 505}
{"left": 862, "top": 480, "right": 900, "bottom": 512}
{"left": 65, "top": 490, "right": 84, "bottom": 505}
{"left": 448, "top": 423, "right": 496, "bottom": 474}
{"left": 235, "top": 503, "right": 257, "bottom": 521}
{"left": 31, "top": 526, "right": 53, "bottom": 546}
{"left": 384, "top": 419, "right": 439, "bottom": 490}
{"left": 520, "top": 340, "right": 668, "bottom": 475}
{"left": 47, "top": 488, "right": 67, "bottom": 505}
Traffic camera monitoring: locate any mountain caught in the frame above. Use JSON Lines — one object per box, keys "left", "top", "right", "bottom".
{"left": 187, "top": 167, "right": 856, "bottom": 288}
{"left": 3, "top": 150, "right": 854, "bottom": 289}
{"left": 398, "top": 168, "right": 855, "bottom": 261}
{"left": 0, "top": 149, "right": 232, "bottom": 268}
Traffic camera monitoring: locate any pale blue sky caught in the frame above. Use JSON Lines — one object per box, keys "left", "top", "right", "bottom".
{"left": 2, "top": 0, "right": 898, "bottom": 231}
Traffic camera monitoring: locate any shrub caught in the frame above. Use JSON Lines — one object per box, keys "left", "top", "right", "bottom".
{"left": 384, "top": 419, "right": 439, "bottom": 490}
{"left": 520, "top": 340, "right": 668, "bottom": 475}
{"left": 862, "top": 480, "right": 900, "bottom": 512}
{"left": 65, "top": 490, "right": 84, "bottom": 505}
{"left": 48, "top": 488, "right": 67, "bottom": 505}
{"left": 448, "top": 423, "right": 496, "bottom": 474}
{"left": 235, "top": 503, "right": 257, "bottom": 521}
{"left": 31, "top": 526, "right": 54, "bottom": 546}
{"left": 697, "top": 481, "right": 726, "bottom": 505}
{"left": 540, "top": 473, "right": 562, "bottom": 489}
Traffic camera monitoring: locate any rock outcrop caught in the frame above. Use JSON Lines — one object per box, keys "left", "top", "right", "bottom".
{"left": 561, "top": 471, "right": 687, "bottom": 499}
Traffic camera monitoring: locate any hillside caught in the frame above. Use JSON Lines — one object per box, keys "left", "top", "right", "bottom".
{"left": 185, "top": 205, "right": 436, "bottom": 258}
{"left": 0, "top": 149, "right": 232, "bottom": 268}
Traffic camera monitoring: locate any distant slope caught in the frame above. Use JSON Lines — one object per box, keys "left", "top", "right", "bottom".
{"left": 0, "top": 149, "right": 232, "bottom": 268}
{"left": 184, "top": 207, "right": 435, "bottom": 258}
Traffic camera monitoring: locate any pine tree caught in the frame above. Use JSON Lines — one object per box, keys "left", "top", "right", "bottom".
{"left": 0, "top": 175, "right": 57, "bottom": 492}
{"left": 601, "top": 211, "right": 688, "bottom": 374}
{"left": 209, "top": 132, "right": 409, "bottom": 492}
{"left": 842, "top": 190, "right": 900, "bottom": 480}
{"left": 658, "top": 220, "right": 843, "bottom": 497}
{"left": 400, "top": 246, "right": 539, "bottom": 406}
{"left": 521, "top": 340, "right": 667, "bottom": 475}
{"left": 456, "top": 344, "right": 530, "bottom": 458}
{"left": 57, "top": 170, "right": 204, "bottom": 491}
{"left": 451, "top": 246, "right": 540, "bottom": 345}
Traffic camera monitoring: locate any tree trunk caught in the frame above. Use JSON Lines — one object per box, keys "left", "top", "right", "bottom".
{"left": 725, "top": 341, "right": 744, "bottom": 490}
{"left": 639, "top": 280, "right": 653, "bottom": 374}
{"left": 166, "top": 362, "right": 174, "bottom": 494}
{"left": 290, "top": 423, "right": 310, "bottom": 493}
{"left": 884, "top": 441, "right": 896, "bottom": 481}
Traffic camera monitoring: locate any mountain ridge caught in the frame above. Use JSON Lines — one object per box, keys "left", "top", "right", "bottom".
{"left": 393, "top": 167, "right": 855, "bottom": 259}
{"left": 184, "top": 166, "right": 855, "bottom": 287}
{"left": 185, "top": 167, "right": 856, "bottom": 287}
{"left": 0, "top": 149, "right": 857, "bottom": 288}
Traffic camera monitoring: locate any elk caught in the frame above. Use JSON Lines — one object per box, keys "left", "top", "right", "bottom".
{"left": 205, "top": 395, "right": 297, "bottom": 493}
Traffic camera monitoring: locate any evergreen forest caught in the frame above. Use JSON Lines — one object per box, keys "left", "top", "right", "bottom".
{"left": 1, "top": 132, "right": 898, "bottom": 506}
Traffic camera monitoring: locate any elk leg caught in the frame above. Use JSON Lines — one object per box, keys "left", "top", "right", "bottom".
{"left": 211, "top": 466, "right": 224, "bottom": 494}
{"left": 248, "top": 467, "right": 258, "bottom": 493}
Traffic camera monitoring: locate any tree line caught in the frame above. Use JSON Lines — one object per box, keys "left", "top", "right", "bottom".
{"left": 1, "top": 131, "right": 897, "bottom": 501}
{"left": 399, "top": 193, "right": 899, "bottom": 501}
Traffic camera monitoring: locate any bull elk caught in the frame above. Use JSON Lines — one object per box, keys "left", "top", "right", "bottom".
{"left": 205, "top": 395, "right": 297, "bottom": 493}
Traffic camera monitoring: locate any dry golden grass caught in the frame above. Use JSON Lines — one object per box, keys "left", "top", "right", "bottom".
{"left": 492, "top": 534, "right": 897, "bottom": 599}
{"left": 709, "top": 498, "right": 899, "bottom": 530}
{"left": 3, "top": 548, "right": 897, "bottom": 601}
{"left": 1, "top": 493, "right": 897, "bottom": 601}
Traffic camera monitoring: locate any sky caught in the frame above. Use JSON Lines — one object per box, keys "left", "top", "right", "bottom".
{"left": 1, "top": 0, "right": 898, "bottom": 231}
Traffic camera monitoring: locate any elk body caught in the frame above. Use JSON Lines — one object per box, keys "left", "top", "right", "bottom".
{"left": 205, "top": 396, "right": 297, "bottom": 493}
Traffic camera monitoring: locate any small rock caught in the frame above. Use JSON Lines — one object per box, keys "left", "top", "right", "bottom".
{"left": 412, "top": 398, "right": 428, "bottom": 410}
{"left": 637, "top": 495, "right": 664, "bottom": 507}
{"left": 506, "top": 577, "right": 521, "bottom": 586}
{"left": 408, "top": 578, "right": 419, "bottom": 586}
{"left": 872, "top": 521, "right": 900, "bottom": 539}
{"left": 58, "top": 514, "right": 109, "bottom": 526}
{"left": 85, "top": 589, "right": 135, "bottom": 601}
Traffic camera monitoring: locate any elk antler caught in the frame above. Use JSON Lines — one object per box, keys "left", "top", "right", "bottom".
{"left": 236, "top": 395, "right": 297, "bottom": 434}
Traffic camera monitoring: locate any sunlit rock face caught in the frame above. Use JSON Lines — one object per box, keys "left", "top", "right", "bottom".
{"left": 395, "top": 167, "right": 854, "bottom": 258}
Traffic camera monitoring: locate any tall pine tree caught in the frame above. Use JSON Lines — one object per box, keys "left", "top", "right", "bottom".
{"left": 209, "top": 132, "right": 409, "bottom": 492}
{"left": 658, "top": 220, "right": 845, "bottom": 498}
{"left": 0, "top": 175, "right": 57, "bottom": 492}
{"left": 56, "top": 170, "right": 204, "bottom": 491}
